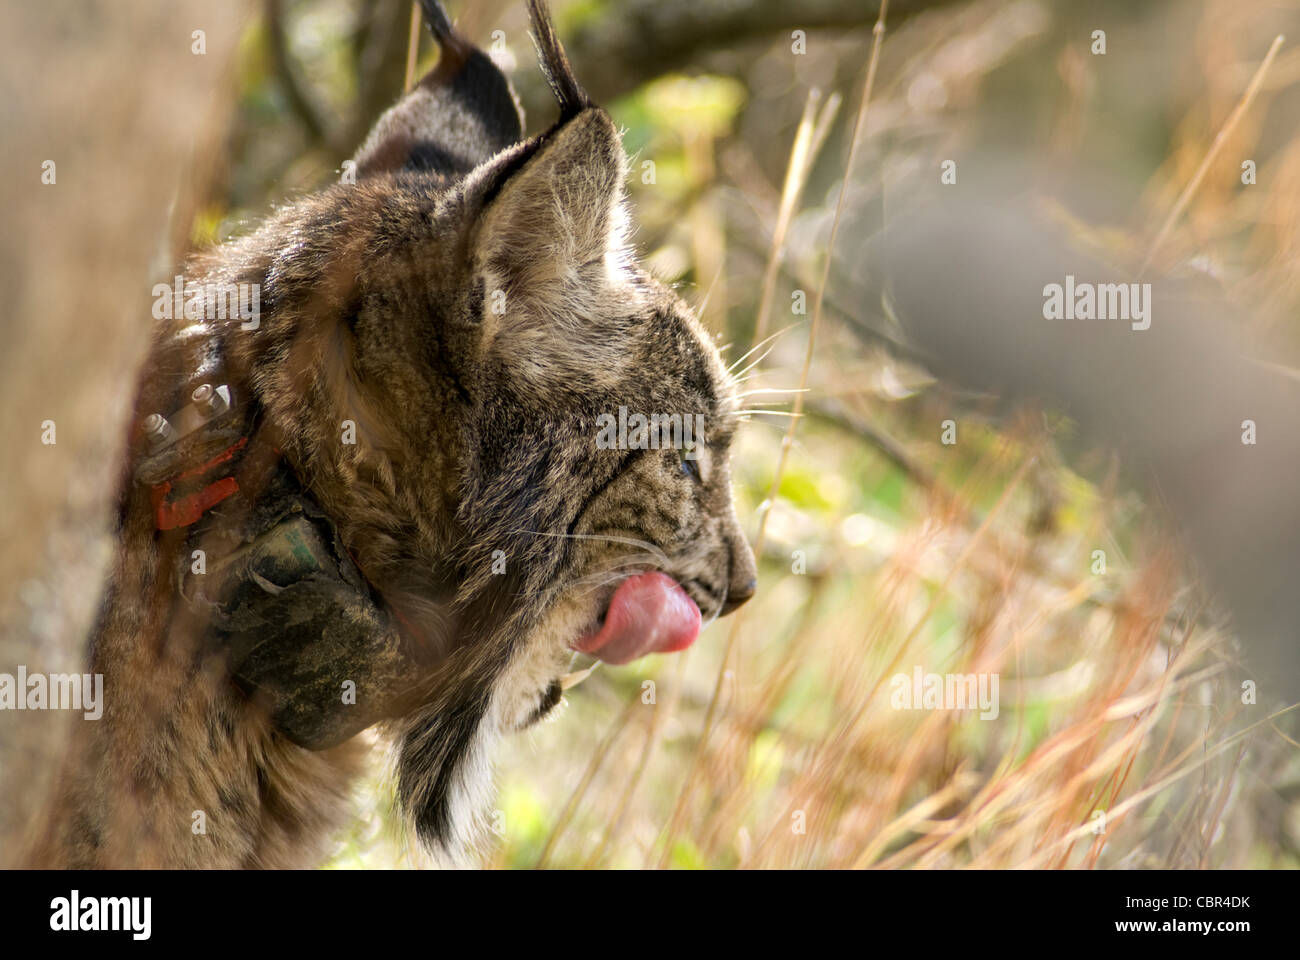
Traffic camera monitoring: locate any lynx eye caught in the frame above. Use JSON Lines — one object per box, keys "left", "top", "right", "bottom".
{"left": 679, "top": 446, "right": 702, "bottom": 482}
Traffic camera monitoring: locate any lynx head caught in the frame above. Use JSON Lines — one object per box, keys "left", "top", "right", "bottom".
{"left": 210, "top": 0, "right": 756, "bottom": 856}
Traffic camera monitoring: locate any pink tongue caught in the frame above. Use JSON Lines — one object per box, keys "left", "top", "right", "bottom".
{"left": 574, "top": 572, "right": 702, "bottom": 665}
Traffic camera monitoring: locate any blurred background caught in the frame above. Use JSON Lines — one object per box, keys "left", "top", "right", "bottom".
{"left": 3, "top": 0, "right": 1299, "bottom": 868}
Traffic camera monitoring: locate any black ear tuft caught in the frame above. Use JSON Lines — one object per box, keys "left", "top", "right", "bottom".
{"left": 525, "top": 0, "right": 589, "bottom": 120}
{"left": 417, "top": 0, "right": 459, "bottom": 47}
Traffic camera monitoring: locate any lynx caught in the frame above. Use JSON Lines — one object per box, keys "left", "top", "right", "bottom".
{"left": 30, "top": 0, "right": 756, "bottom": 868}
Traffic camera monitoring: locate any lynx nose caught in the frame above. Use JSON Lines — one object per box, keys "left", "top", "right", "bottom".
{"left": 720, "top": 578, "right": 757, "bottom": 616}
{"left": 720, "top": 512, "right": 758, "bottom": 617}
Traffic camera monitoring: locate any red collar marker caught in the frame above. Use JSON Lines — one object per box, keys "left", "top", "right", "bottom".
{"left": 150, "top": 436, "right": 249, "bottom": 530}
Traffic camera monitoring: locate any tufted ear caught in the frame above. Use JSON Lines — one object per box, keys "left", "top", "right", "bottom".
{"left": 473, "top": 0, "right": 622, "bottom": 314}
{"left": 351, "top": 0, "right": 523, "bottom": 179}
{"left": 476, "top": 108, "right": 628, "bottom": 295}
{"left": 471, "top": 107, "right": 635, "bottom": 385}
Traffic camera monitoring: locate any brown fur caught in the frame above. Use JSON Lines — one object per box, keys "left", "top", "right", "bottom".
{"left": 33, "top": 1, "right": 755, "bottom": 867}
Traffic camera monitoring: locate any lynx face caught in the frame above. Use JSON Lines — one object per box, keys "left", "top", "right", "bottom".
{"left": 197, "top": 2, "right": 758, "bottom": 855}
{"left": 478, "top": 267, "right": 759, "bottom": 736}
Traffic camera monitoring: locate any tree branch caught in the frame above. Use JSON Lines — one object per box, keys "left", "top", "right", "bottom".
{"left": 558, "top": 0, "right": 966, "bottom": 106}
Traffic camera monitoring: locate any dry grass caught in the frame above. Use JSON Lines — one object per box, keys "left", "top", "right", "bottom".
{"left": 313, "top": 0, "right": 1300, "bottom": 870}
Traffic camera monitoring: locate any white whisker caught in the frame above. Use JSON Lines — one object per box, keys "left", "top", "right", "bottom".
{"left": 734, "top": 387, "right": 807, "bottom": 400}
{"left": 568, "top": 557, "right": 660, "bottom": 595}
{"left": 510, "top": 529, "right": 670, "bottom": 566}
{"left": 727, "top": 322, "right": 799, "bottom": 377}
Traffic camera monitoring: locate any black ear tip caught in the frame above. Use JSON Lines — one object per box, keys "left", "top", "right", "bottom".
{"left": 419, "top": 0, "right": 457, "bottom": 45}
{"left": 526, "top": 0, "right": 590, "bottom": 119}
